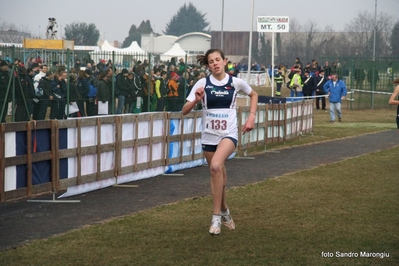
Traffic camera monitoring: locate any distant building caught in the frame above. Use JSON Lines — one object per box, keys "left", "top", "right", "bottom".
{"left": 141, "top": 32, "right": 211, "bottom": 62}
{"left": 0, "top": 30, "right": 31, "bottom": 43}
{"left": 211, "top": 31, "right": 259, "bottom": 63}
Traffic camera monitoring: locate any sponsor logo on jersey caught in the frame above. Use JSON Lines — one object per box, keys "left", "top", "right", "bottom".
{"left": 211, "top": 90, "right": 230, "bottom": 96}
{"left": 205, "top": 85, "right": 214, "bottom": 89}
{"left": 225, "top": 83, "right": 235, "bottom": 90}
{"left": 206, "top": 113, "right": 229, "bottom": 118}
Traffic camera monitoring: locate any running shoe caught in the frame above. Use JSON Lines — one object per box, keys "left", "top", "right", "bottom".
{"left": 221, "top": 213, "right": 236, "bottom": 230}
{"left": 209, "top": 217, "right": 221, "bottom": 235}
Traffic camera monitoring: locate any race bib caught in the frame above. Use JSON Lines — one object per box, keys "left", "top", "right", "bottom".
{"left": 204, "top": 111, "right": 230, "bottom": 136}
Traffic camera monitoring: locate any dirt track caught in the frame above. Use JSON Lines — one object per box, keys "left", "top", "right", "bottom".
{"left": 0, "top": 130, "right": 397, "bottom": 251}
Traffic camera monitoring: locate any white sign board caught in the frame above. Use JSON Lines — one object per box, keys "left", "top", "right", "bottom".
{"left": 257, "top": 16, "right": 289, "bottom": 32}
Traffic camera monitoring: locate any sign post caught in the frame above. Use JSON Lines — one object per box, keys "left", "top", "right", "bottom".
{"left": 257, "top": 16, "right": 289, "bottom": 97}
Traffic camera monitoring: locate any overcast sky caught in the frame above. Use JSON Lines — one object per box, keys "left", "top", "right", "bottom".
{"left": 2, "top": 0, "right": 398, "bottom": 43}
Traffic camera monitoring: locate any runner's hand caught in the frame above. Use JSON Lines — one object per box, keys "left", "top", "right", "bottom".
{"left": 195, "top": 87, "right": 204, "bottom": 102}
{"left": 242, "top": 114, "right": 255, "bottom": 134}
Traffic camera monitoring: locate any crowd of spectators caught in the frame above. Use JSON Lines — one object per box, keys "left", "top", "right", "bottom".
{"left": 0, "top": 55, "right": 214, "bottom": 122}
{"left": 0, "top": 54, "right": 392, "bottom": 123}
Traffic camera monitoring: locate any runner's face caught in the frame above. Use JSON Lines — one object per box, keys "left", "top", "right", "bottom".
{"left": 207, "top": 52, "right": 226, "bottom": 75}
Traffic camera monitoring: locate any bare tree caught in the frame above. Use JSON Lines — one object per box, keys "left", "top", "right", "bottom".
{"left": 375, "top": 12, "right": 395, "bottom": 56}
{"left": 344, "top": 11, "right": 373, "bottom": 56}
{"left": 0, "top": 20, "right": 32, "bottom": 43}
{"left": 318, "top": 25, "right": 339, "bottom": 56}
{"left": 391, "top": 21, "right": 399, "bottom": 57}
{"left": 0, "top": 20, "right": 21, "bottom": 43}
{"left": 303, "top": 20, "right": 319, "bottom": 61}
{"left": 285, "top": 18, "right": 304, "bottom": 64}
{"left": 344, "top": 10, "right": 394, "bottom": 57}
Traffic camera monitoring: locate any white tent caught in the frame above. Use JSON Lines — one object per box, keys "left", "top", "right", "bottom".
{"left": 100, "top": 39, "right": 118, "bottom": 51}
{"left": 89, "top": 40, "right": 147, "bottom": 67}
{"left": 160, "top": 43, "right": 187, "bottom": 61}
{"left": 122, "top": 41, "right": 147, "bottom": 55}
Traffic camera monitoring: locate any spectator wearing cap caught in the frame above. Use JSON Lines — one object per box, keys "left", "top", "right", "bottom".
{"left": 0, "top": 60, "right": 11, "bottom": 122}
{"left": 167, "top": 72, "right": 180, "bottom": 111}
{"left": 314, "top": 69, "right": 327, "bottom": 110}
{"left": 302, "top": 70, "right": 315, "bottom": 100}
{"left": 115, "top": 68, "right": 130, "bottom": 114}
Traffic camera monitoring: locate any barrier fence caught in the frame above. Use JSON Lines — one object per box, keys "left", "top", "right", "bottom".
{"left": 0, "top": 100, "right": 313, "bottom": 202}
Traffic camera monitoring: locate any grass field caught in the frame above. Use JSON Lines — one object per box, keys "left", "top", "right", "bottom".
{"left": 0, "top": 88, "right": 398, "bottom": 265}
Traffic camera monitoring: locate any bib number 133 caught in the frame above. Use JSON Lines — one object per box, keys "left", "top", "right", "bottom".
{"left": 210, "top": 119, "right": 227, "bottom": 130}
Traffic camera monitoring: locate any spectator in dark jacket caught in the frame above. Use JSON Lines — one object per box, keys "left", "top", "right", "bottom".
{"left": 14, "top": 66, "right": 31, "bottom": 122}
{"left": 0, "top": 60, "right": 11, "bottom": 122}
{"left": 50, "top": 71, "right": 67, "bottom": 119}
{"left": 302, "top": 70, "right": 315, "bottom": 99}
{"left": 33, "top": 72, "right": 53, "bottom": 120}
{"left": 85, "top": 69, "right": 97, "bottom": 116}
{"left": 77, "top": 70, "right": 89, "bottom": 116}
{"left": 115, "top": 68, "right": 130, "bottom": 114}
{"left": 66, "top": 73, "right": 81, "bottom": 117}
{"left": 367, "top": 67, "right": 379, "bottom": 91}
{"left": 97, "top": 73, "right": 111, "bottom": 115}
{"left": 26, "top": 67, "right": 35, "bottom": 118}
{"left": 314, "top": 69, "right": 327, "bottom": 110}
{"left": 354, "top": 65, "right": 366, "bottom": 90}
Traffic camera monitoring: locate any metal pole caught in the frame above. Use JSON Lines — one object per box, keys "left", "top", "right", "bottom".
{"left": 112, "top": 51, "right": 115, "bottom": 114}
{"left": 371, "top": 0, "right": 377, "bottom": 108}
{"left": 271, "top": 32, "right": 275, "bottom": 97}
{"left": 373, "top": 0, "right": 377, "bottom": 63}
{"left": 246, "top": 0, "right": 255, "bottom": 106}
{"left": 221, "top": 0, "right": 224, "bottom": 50}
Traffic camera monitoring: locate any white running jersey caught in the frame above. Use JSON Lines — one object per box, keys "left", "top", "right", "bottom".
{"left": 186, "top": 74, "right": 252, "bottom": 145}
